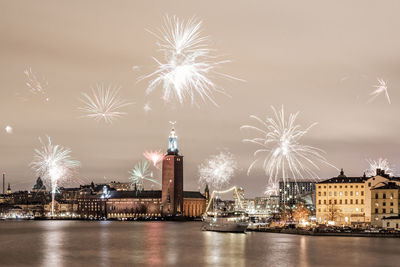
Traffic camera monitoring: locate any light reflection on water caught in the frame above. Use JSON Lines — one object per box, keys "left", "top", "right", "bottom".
{"left": 204, "top": 231, "right": 246, "bottom": 267}
{"left": 42, "top": 221, "right": 65, "bottom": 267}
{"left": 1, "top": 221, "right": 400, "bottom": 267}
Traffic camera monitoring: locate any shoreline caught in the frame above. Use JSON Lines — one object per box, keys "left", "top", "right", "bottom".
{"left": 247, "top": 228, "right": 400, "bottom": 238}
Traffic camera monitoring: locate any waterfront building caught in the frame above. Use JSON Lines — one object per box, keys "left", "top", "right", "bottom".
{"left": 105, "top": 190, "right": 206, "bottom": 219}
{"left": 316, "top": 169, "right": 399, "bottom": 226}
{"left": 265, "top": 195, "right": 280, "bottom": 215}
{"left": 233, "top": 188, "right": 279, "bottom": 218}
{"left": 316, "top": 170, "right": 368, "bottom": 225}
{"left": 77, "top": 125, "right": 206, "bottom": 220}
{"left": 370, "top": 182, "right": 400, "bottom": 228}
{"left": 78, "top": 196, "right": 107, "bottom": 219}
{"left": 382, "top": 216, "right": 400, "bottom": 230}
{"left": 108, "top": 181, "right": 131, "bottom": 191}
{"left": 279, "top": 181, "right": 315, "bottom": 208}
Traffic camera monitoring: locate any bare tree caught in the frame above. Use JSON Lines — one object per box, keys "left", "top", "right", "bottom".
{"left": 326, "top": 200, "right": 342, "bottom": 222}
{"left": 292, "top": 203, "right": 311, "bottom": 224}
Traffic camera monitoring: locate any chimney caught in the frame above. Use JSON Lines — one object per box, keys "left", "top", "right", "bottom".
{"left": 2, "top": 173, "right": 4, "bottom": 195}
{"left": 376, "top": 168, "right": 381, "bottom": 176}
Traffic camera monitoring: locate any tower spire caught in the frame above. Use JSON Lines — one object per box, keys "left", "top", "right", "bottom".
{"left": 167, "top": 121, "right": 178, "bottom": 154}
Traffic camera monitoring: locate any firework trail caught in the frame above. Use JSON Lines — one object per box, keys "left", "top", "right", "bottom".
{"left": 129, "top": 160, "right": 160, "bottom": 191}
{"left": 143, "top": 150, "right": 164, "bottom": 168}
{"left": 365, "top": 158, "right": 394, "bottom": 177}
{"left": 143, "top": 102, "right": 152, "bottom": 113}
{"left": 5, "top": 125, "right": 13, "bottom": 134}
{"left": 23, "top": 68, "right": 49, "bottom": 101}
{"left": 30, "top": 136, "right": 80, "bottom": 217}
{"left": 368, "top": 78, "right": 391, "bottom": 104}
{"left": 198, "top": 151, "right": 238, "bottom": 189}
{"left": 140, "top": 15, "right": 240, "bottom": 106}
{"left": 79, "top": 84, "right": 133, "bottom": 124}
{"left": 241, "top": 106, "right": 337, "bottom": 196}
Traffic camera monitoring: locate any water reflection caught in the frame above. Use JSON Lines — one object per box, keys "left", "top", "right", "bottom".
{"left": 41, "top": 221, "right": 66, "bottom": 267}
{"left": 99, "top": 221, "right": 110, "bottom": 267}
{"left": 203, "top": 231, "right": 246, "bottom": 267}
{"left": 0, "top": 221, "right": 398, "bottom": 266}
{"left": 299, "top": 236, "right": 308, "bottom": 267}
{"left": 144, "top": 222, "right": 164, "bottom": 266}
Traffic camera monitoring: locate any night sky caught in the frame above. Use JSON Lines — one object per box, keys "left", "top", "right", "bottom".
{"left": 1, "top": 1, "right": 400, "bottom": 197}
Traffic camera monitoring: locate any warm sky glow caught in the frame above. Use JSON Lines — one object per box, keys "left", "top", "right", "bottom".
{"left": 1, "top": 1, "right": 400, "bottom": 197}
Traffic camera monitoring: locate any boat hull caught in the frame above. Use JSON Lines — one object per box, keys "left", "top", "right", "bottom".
{"left": 202, "top": 222, "right": 248, "bottom": 233}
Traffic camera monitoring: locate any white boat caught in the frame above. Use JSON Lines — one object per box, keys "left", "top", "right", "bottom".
{"left": 202, "top": 211, "right": 249, "bottom": 233}
{"left": 201, "top": 186, "right": 249, "bottom": 233}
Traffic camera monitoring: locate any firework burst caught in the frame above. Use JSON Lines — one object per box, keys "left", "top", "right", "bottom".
{"left": 198, "top": 151, "right": 237, "bottom": 189}
{"left": 143, "top": 102, "right": 152, "bottom": 113}
{"left": 23, "top": 67, "right": 49, "bottom": 101}
{"left": 368, "top": 78, "right": 391, "bottom": 104}
{"left": 129, "top": 160, "right": 160, "bottom": 191}
{"left": 30, "top": 136, "right": 80, "bottom": 216}
{"left": 5, "top": 125, "right": 13, "bottom": 134}
{"left": 79, "top": 84, "right": 133, "bottom": 124}
{"left": 264, "top": 182, "right": 279, "bottom": 197}
{"left": 241, "top": 106, "right": 336, "bottom": 195}
{"left": 143, "top": 150, "right": 164, "bottom": 168}
{"left": 365, "top": 158, "right": 394, "bottom": 177}
{"left": 140, "top": 15, "right": 238, "bottom": 106}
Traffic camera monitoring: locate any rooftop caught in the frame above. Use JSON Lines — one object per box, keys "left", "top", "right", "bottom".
{"left": 318, "top": 176, "right": 368, "bottom": 184}
{"left": 108, "top": 190, "right": 162, "bottom": 199}
{"left": 183, "top": 191, "right": 206, "bottom": 199}
{"left": 372, "top": 182, "right": 400, "bottom": 190}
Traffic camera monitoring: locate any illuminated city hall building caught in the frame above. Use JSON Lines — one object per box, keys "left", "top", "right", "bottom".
{"left": 94, "top": 124, "right": 207, "bottom": 220}
{"left": 1, "top": 125, "right": 207, "bottom": 220}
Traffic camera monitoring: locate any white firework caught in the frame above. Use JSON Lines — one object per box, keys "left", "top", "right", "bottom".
{"left": 198, "top": 151, "right": 237, "bottom": 189}
{"left": 264, "top": 182, "right": 279, "bottom": 197}
{"left": 365, "top": 158, "right": 394, "bottom": 177}
{"left": 241, "top": 106, "right": 336, "bottom": 192}
{"left": 5, "top": 125, "right": 13, "bottom": 134}
{"left": 143, "top": 102, "right": 152, "bottom": 113}
{"left": 23, "top": 67, "right": 49, "bottom": 101}
{"left": 369, "top": 78, "right": 391, "bottom": 104}
{"left": 30, "top": 136, "right": 80, "bottom": 216}
{"left": 129, "top": 160, "right": 160, "bottom": 191}
{"left": 79, "top": 84, "right": 133, "bottom": 123}
{"left": 140, "top": 15, "right": 237, "bottom": 106}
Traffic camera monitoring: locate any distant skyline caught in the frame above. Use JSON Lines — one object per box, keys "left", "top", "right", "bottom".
{"left": 1, "top": 1, "right": 400, "bottom": 197}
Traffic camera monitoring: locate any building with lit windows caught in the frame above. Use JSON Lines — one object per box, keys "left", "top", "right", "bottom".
{"left": 371, "top": 182, "right": 400, "bottom": 228}
{"left": 233, "top": 188, "right": 279, "bottom": 217}
{"left": 316, "top": 169, "right": 400, "bottom": 226}
{"left": 279, "top": 181, "right": 315, "bottom": 208}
